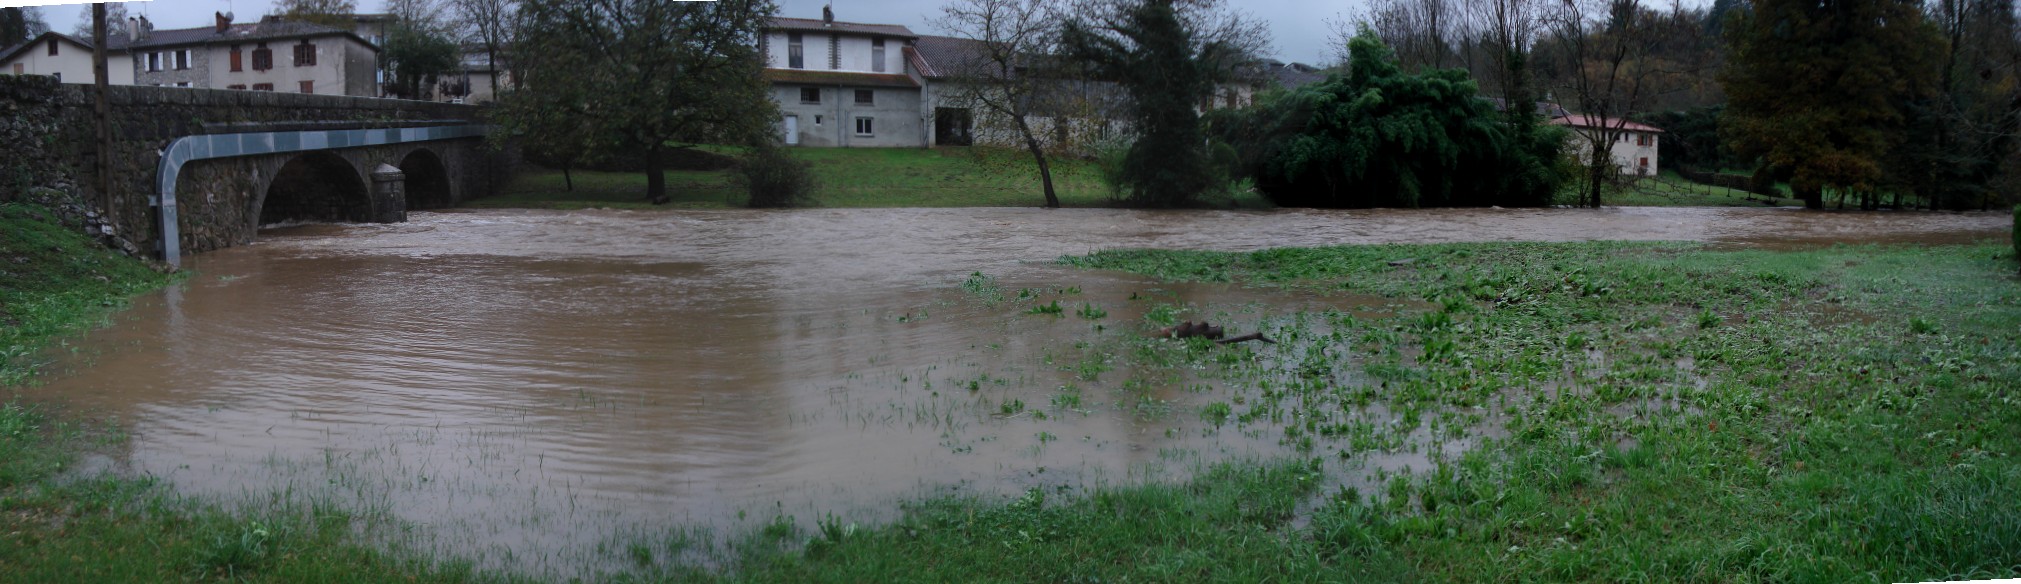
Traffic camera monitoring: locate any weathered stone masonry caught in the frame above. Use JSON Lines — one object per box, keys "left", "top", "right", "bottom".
{"left": 1, "top": 75, "right": 515, "bottom": 259}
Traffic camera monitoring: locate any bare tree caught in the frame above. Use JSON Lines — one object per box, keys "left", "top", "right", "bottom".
{"left": 934, "top": 0, "right": 1074, "bottom": 207}
{"left": 72, "top": 2, "right": 126, "bottom": 39}
{"left": 451, "top": 0, "right": 513, "bottom": 93}
{"left": 1535, "top": 0, "right": 1694, "bottom": 207}
{"left": 1343, "top": 0, "right": 1467, "bottom": 72}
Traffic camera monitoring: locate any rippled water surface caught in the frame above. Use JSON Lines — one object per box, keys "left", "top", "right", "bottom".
{"left": 25, "top": 206, "right": 2009, "bottom": 571}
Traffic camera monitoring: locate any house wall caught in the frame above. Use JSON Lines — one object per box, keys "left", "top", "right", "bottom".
{"left": 774, "top": 83, "right": 924, "bottom": 147}
{"left": 1565, "top": 130, "right": 1660, "bottom": 176}
{"left": 2, "top": 37, "right": 135, "bottom": 85}
{"left": 133, "top": 46, "right": 208, "bottom": 87}
{"left": 762, "top": 30, "right": 903, "bottom": 74}
{"left": 208, "top": 38, "right": 358, "bottom": 94}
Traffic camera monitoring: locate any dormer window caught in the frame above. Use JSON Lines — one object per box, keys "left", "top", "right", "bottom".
{"left": 788, "top": 32, "right": 804, "bottom": 69}
{"left": 872, "top": 38, "right": 885, "bottom": 73}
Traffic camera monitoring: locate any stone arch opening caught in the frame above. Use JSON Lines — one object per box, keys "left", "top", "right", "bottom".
{"left": 260, "top": 152, "right": 370, "bottom": 226}
{"left": 399, "top": 148, "right": 453, "bottom": 210}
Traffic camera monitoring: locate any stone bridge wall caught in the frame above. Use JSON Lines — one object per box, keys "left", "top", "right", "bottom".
{"left": 1, "top": 75, "right": 515, "bottom": 258}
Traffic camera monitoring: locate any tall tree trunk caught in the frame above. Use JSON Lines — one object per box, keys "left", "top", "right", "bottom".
{"left": 562, "top": 160, "right": 574, "bottom": 192}
{"left": 1014, "top": 115, "right": 1060, "bottom": 208}
{"left": 645, "top": 143, "right": 668, "bottom": 204}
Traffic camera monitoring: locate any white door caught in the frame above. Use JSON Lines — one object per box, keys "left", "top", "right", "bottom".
{"left": 784, "top": 115, "right": 799, "bottom": 145}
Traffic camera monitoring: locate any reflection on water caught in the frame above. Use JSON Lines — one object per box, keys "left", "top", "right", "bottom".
{"left": 21, "top": 206, "right": 2009, "bottom": 572}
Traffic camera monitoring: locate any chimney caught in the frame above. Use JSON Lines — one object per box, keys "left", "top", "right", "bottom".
{"left": 214, "top": 11, "right": 233, "bottom": 34}
{"left": 822, "top": 4, "right": 834, "bottom": 25}
{"left": 126, "top": 17, "right": 139, "bottom": 42}
{"left": 138, "top": 16, "right": 152, "bottom": 40}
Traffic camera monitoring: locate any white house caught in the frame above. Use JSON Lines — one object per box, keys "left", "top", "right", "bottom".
{"left": 1549, "top": 114, "right": 1663, "bottom": 176}
{"left": 759, "top": 11, "right": 930, "bottom": 147}
{"left": 0, "top": 31, "right": 136, "bottom": 85}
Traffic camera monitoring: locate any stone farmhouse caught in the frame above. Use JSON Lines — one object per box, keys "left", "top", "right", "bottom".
{"left": 1, "top": 13, "right": 378, "bottom": 97}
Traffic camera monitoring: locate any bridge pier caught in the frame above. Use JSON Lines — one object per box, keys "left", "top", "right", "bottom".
{"left": 371, "top": 164, "right": 409, "bottom": 223}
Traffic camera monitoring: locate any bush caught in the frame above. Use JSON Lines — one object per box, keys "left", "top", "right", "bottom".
{"left": 738, "top": 147, "right": 817, "bottom": 208}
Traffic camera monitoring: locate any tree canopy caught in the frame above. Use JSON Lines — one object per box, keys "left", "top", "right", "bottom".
{"left": 500, "top": 0, "right": 779, "bottom": 204}
{"left": 1220, "top": 30, "right": 1566, "bottom": 208}
{"left": 1721, "top": 0, "right": 1944, "bottom": 208}
{"left": 270, "top": 0, "right": 358, "bottom": 29}
{"left": 1060, "top": 0, "right": 1265, "bottom": 207}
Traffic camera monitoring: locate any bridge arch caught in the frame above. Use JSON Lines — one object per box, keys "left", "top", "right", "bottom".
{"left": 258, "top": 152, "right": 371, "bottom": 226}
{"left": 399, "top": 148, "right": 454, "bottom": 210}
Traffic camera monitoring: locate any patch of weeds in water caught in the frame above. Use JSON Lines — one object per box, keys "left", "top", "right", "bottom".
{"left": 1144, "top": 303, "right": 1181, "bottom": 327}
{"left": 1202, "top": 401, "right": 1233, "bottom": 425}
{"left": 1696, "top": 308, "right": 1720, "bottom": 329}
{"left": 1027, "top": 300, "right": 1064, "bottom": 316}
{"left": 961, "top": 271, "right": 1004, "bottom": 305}
{"left": 999, "top": 398, "right": 1026, "bottom": 416}
{"left": 1051, "top": 385, "right": 1085, "bottom": 411}
{"left": 1910, "top": 316, "right": 1938, "bottom": 335}
{"left": 1075, "top": 302, "right": 1107, "bottom": 320}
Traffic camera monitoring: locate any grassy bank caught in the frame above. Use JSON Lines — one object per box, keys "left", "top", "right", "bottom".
{"left": 8, "top": 195, "right": 2019, "bottom": 581}
{"left": 0, "top": 203, "right": 502, "bottom": 583}
{"left": 470, "top": 147, "right": 1125, "bottom": 210}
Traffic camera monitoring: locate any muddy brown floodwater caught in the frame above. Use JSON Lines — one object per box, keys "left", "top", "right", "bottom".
{"left": 23, "top": 206, "right": 2008, "bottom": 573}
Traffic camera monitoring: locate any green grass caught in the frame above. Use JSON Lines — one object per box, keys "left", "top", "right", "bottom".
{"left": 1607, "top": 170, "right": 1801, "bottom": 207}
{"left": 470, "top": 147, "right": 1273, "bottom": 209}
{"left": 9, "top": 195, "right": 2021, "bottom": 581}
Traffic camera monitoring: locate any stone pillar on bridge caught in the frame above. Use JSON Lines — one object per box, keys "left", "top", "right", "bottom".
{"left": 370, "top": 163, "right": 409, "bottom": 223}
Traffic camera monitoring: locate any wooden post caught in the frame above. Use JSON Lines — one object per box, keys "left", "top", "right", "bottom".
{"left": 92, "top": 3, "right": 111, "bottom": 218}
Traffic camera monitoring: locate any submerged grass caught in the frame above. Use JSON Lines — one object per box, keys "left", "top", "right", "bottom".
{"left": 7, "top": 194, "right": 2021, "bottom": 581}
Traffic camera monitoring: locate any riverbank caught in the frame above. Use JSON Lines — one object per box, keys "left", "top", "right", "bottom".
{"left": 1, "top": 203, "right": 498, "bottom": 582}
{"left": 6, "top": 200, "right": 2019, "bottom": 581}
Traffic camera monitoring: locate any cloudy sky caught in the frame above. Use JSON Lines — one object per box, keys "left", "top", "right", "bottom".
{"left": 31, "top": 0, "right": 1353, "bottom": 65}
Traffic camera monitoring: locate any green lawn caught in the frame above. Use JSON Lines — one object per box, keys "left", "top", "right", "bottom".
{"left": 470, "top": 146, "right": 1275, "bottom": 210}
{"left": 1609, "top": 170, "right": 1802, "bottom": 207}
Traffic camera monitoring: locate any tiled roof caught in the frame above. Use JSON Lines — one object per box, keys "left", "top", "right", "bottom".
{"left": 763, "top": 69, "right": 919, "bottom": 88}
{"left": 766, "top": 17, "right": 916, "bottom": 38}
{"left": 1548, "top": 114, "right": 1663, "bottom": 133}
{"left": 912, "top": 35, "right": 992, "bottom": 79}
{"left": 111, "top": 21, "right": 376, "bottom": 51}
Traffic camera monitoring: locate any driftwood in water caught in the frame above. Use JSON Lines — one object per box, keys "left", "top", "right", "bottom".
{"left": 1155, "top": 321, "right": 1276, "bottom": 345}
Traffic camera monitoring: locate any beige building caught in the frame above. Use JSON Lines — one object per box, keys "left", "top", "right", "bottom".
{"left": 1550, "top": 114, "right": 1663, "bottom": 176}
{"left": 114, "top": 14, "right": 378, "bottom": 96}
{"left": 0, "top": 32, "right": 136, "bottom": 85}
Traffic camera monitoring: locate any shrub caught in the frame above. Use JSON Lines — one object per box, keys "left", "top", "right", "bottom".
{"left": 738, "top": 147, "right": 817, "bottom": 208}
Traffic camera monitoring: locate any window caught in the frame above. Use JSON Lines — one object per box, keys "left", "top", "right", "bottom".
{"left": 799, "top": 87, "right": 820, "bottom": 104}
{"left": 252, "top": 83, "right": 274, "bottom": 91}
{"left": 814, "top": 115, "right": 822, "bottom": 125}
{"left": 299, "top": 80, "right": 314, "bottom": 93}
{"left": 252, "top": 44, "right": 273, "bottom": 71}
{"left": 174, "top": 81, "right": 190, "bottom": 88}
{"left": 175, "top": 50, "right": 190, "bottom": 71}
{"left": 854, "top": 89, "right": 873, "bottom": 105}
{"left": 788, "top": 32, "right": 804, "bottom": 69}
{"left": 871, "top": 38, "right": 885, "bottom": 73}
{"left": 47, "top": 38, "right": 57, "bottom": 56}
{"left": 146, "top": 52, "right": 162, "bottom": 72}
{"left": 854, "top": 117, "right": 873, "bottom": 136}
{"left": 229, "top": 45, "right": 242, "bottom": 72}
{"left": 293, "top": 41, "right": 316, "bottom": 67}
{"left": 1636, "top": 133, "right": 1651, "bottom": 146}
{"left": 1639, "top": 157, "right": 1649, "bottom": 168}
{"left": 227, "top": 84, "right": 247, "bottom": 90}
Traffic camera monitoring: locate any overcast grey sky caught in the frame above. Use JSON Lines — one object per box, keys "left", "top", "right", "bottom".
{"left": 47, "top": 0, "right": 1353, "bottom": 64}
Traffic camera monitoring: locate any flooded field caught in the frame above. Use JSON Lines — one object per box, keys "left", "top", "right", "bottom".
{"left": 22, "top": 206, "right": 2010, "bottom": 573}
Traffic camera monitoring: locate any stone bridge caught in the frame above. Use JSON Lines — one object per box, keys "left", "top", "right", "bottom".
{"left": 1, "top": 76, "right": 515, "bottom": 265}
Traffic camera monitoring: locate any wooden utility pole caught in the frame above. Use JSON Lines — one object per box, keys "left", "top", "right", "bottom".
{"left": 92, "top": 3, "right": 111, "bottom": 218}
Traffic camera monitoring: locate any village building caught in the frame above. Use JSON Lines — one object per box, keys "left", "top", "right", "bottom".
{"left": 758, "top": 9, "right": 930, "bottom": 147}
{"left": 119, "top": 13, "right": 379, "bottom": 96}
{"left": 1549, "top": 114, "right": 1663, "bottom": 176}
{"left": 0, "top": 31, "right": 136, "bottom": 85}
